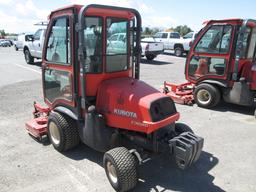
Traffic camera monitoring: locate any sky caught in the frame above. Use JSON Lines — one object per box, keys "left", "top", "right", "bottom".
{"left": 0, "top": 0, "right": 255, "bottom": 34}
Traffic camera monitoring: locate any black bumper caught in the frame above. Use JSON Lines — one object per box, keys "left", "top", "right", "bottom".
{"left": 169, "top": 132, "right": 204, "bottom": 169}
{"left": 144, "top": 50, "right": 164, "bottom": 56}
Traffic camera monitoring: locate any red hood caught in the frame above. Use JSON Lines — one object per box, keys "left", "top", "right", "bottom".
{"left": 96, "top": 77, "right": 179, "bottom": 133}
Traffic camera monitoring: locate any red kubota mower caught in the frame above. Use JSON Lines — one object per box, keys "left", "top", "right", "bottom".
{"left": 25, "top": 4, "right": 203, "bottom": 192}
{"left": 164, "top": 19, "right": 256, "bottom": 116}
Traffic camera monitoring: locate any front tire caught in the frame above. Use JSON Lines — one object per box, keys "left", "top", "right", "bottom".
{"left": 174, "top": 46, "right": 183, "bottom": 57}
{"left": 24, "top": 49, "right": 34, "bottom": 64}
{"left": 175, "top": 123, "right": 194, "bottom": 134}
{"left": 48, "top": 112, "right": 79, "bottom": 152}
{"left": 194, "top": 83, "right": 221, "bottom": 108}
{"left": 103, "top": 147, "right": 138, "bottom": 192}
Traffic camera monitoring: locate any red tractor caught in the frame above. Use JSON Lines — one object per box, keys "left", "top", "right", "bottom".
{"left": 164, "top": 19, "right": 256, "bottom": 115}
{"left": 25, "top": 4, "right": 203, "bottom": 192}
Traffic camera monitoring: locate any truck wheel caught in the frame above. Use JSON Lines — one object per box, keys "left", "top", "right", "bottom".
{"left": 15, "top": 46, "right": 18, "bottom": 51}
{"left": 24, "top": 49, "right": 34, "bottom": 64}
{"left": 48, "top": 112, "right": 79, "bottom": 152}
{"left": 174, "top": 47, "right": 183, "bottom": 57}
{"left": 146, "top": 54, "right": 155, "bottom": 61}
{"left": 103, "top": 147, "right": 138, "bottom": 192}
{"left": 194, "top": 83, "right": 221, "bottom": 108}
{"left": 175, "top": 123, "right": 194, "bottom": 134}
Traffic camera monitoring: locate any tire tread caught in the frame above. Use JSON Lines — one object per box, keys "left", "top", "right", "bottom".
{"left": 104, "top": 147, "right": 138, "bottom": 192}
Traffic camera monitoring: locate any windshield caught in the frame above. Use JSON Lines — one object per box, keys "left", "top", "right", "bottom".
{"left": 183, "top": 32, "right": 193, "bottom": 39}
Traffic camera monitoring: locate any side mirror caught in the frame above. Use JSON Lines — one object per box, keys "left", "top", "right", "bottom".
{"left": 27, "top": 36, "right": 34, "bottom": 41}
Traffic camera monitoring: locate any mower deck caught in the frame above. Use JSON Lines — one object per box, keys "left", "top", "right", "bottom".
{"left": 25, "top": 117, "right": 48, "bottom": 139}
{"left": 163, "top": 81, "right": 195, "bottom": 105}
{"left": 25, "top": 102, "right": 50, "bottom": 140}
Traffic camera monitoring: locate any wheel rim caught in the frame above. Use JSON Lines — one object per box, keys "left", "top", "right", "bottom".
{"left": 175, "top": 49, "right": 182, "bottom": 56}
{"left": 49, "top": 121, "right": 60, "bottom": 145}
{"left": 197, "top": 89, "right": 211, "bottom": 105}
{"left": 106, "top": 161, "right": 118, "bottom": 184}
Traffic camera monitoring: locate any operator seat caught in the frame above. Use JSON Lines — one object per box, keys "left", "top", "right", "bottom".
{"left": 195, "top": 58, "right": 209, "bottom": 77}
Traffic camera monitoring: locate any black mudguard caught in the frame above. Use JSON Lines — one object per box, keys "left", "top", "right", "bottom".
{"left": 79, "top": 106, "right": 114, "bottom": 152}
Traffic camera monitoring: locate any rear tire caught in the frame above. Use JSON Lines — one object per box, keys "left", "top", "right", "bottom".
{"left": 175, "top": 123, "right": 194, "bottom": 134}
{"left": 174, "top": 46, "right": 183, "bottom": 57}
{"left": 24, "top": 49, "right": 34, "bottom": 64}
{"left": 15, "top": 46, "right": 18, "bottom": 51}
{"left": 103, "top": 147, "right": 138, "bottom": 192}
{"left": 146, "top": 54, "right": 155, "bottom": 61}
{"left": 194, "top": 83, "right": 221, "bottom": 108}
{"left": 48, "top": 112, "right": 79, "bottom": 152}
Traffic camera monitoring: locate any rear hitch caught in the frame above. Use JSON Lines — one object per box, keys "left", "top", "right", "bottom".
{"left": 169, "top": 132, "right": 204, "bottom": 169}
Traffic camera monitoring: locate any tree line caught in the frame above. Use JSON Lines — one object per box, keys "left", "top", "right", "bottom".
{"left": 142, "top": 25, "right": 192, "bottom": 37}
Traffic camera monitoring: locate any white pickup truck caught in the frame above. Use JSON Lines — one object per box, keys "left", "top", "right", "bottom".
{"left": 141, "top": 38, "right": 164, "bottom": 60}
{"left": 153, "top": 31, "right": 197, "bottom": 57}
{"left": 23, "top": 28, "right": 46, "bottom": 64}
{"left": 107, "top": 33, "right": 164, "bottom": 61}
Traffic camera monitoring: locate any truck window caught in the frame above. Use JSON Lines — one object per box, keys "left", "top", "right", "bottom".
{"left": 195, "top": 25, "right": 232, "bottom": 54}
{"left": 83, "top": 17, "right": 103, "bottom": 73}
{"left": 153, "top": 32, "right": 162, "bottom": 38}
{"left": 106, "top": 18, "right": 128, "bottom": 73}
{"left": 46, "top": 17, "right": 70, "bottom": 64}
{"left": 170, "top": 33, "right": 180, "bottom": 39}
{"left": 34, "top": 29, "right": 42, "bottom": 41}
{"left": 162, "top": 33, "right": 168, "bottom": 38}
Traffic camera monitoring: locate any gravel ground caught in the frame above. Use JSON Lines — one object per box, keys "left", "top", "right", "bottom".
{"left": 0, "top": 47, "right": 255, "bottom": 192}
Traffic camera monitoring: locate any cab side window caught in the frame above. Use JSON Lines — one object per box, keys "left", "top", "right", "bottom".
{"left": 195, "top": 25, "right": 232, "bottom": 54}
{"left": 46, "top": 17, "right": 70, "bottom": 64}
{"left": 83, "top": 17, "right": 103, "bottom": 73}
{"left": 106, "top": 18, "right": 128, "bottom": 73}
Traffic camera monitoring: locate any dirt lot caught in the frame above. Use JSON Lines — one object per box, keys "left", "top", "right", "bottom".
{"left": 0, "top": 47, "right": 255, "bottom": 192}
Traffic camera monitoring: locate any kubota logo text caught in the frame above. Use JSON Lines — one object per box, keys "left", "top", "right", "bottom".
{"left": 113, "top": 109, "right": 137, "bottom": 119}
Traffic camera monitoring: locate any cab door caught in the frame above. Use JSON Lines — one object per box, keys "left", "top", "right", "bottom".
{"left": 31, "top": 29, "right": 43, "bottom": 57}
{"left": 186, "top": 24, "right": 234, "bottom": 83}
{"left": 42, "top": 9, "right": 75, "bottom": 109}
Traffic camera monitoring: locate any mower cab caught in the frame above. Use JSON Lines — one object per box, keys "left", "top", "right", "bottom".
{"left": 164, "top": 19, "right": 256, "bottom": 111}
{"left": 25, "top": 4, "right": 204, "bottom": 191}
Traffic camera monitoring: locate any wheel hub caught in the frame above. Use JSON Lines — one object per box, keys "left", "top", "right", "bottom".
{"left": 197, "top": 89, "right": 211, "bottom": 105}
{"left": 175, "top": 49, "right": 182, "bottom": 56}
{"left": 106, "top": 161, "right": 118, "bottom": 184}
{"left": 49, "top": 122, "right": 60, "bottom": 145}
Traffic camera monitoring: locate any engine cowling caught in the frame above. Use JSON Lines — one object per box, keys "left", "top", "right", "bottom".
{"left": 96, "top": 77, "right": 180, "bottom": 133}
